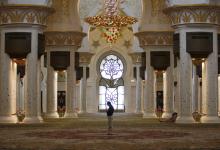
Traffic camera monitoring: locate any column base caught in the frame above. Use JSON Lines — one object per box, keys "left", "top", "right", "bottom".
{"left": 23, "top": 116, "right": 43, "bottom": 124}
{"left": 64, "top": 112, "right": 78, "bottom": 118}
{"left": 162, "top": 112, "right": 172, "bottom": 118}
{"left": 0, "top": 116, "right": 17, "bottom": 123}
{"left": 135, "top": 111, "right": 143, "bottom": 115}
{"left": 45, "top": 112, "right": 59, "bottom": 118}
{"left": 176, "top": 116, "right": 195, "bottom": 124}
{"left": 143, "top": 112, "right": 156, "bottom": 118}
{"left": 200, "top": 116, "right": 220, "bottom": 123}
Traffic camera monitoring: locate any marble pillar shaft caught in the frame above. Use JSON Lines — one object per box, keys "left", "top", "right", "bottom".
{"left": 163, "top": 67, "right": 174, "bottom": 118}
{"left": 143, "top": 50, "right": 156, "bottom": 118}
{"left": 24, "top": 29, "right": 42, "bottom": 123}
{"left": 65, "top": 50, "right": 77, "bottom": 118}
{"left": 135, "top": 64, "right": 142, "bottom": 113}
{"left": 192, "top": 65, "right": 199, "bottom": 112}
{"left": 174, "top": 59, "right": 180, "bottom": 113}
{"left": 0, "top": 31, "right": 17, "bottom": 123}
{"left": 201, "top": 31, "right": 219, "bottom": 120}
{"left": 176, "top": 30, "right": 194, "bottom": 123}
{"left": 46, "top": 51, "right": 59, "bottom": 118}
{"left": 80, "top": 65, "right": 87, "bottom": 113}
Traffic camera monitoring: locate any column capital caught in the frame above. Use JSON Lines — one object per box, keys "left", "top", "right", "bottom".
{"left": 129, "top": 52, "right": 142, "bottom": 65}
{"left": 79, "top": 52, "right": 94, "bottom": 66}
{"left": 0, "top": 5, "right": 54, "bottom": 27}
{"left": 135, "top": 31, "right": 173, "bottom": 48}
{"left": 164, "top": 5, "right": 220, "bottom": 27}
{"left": 45, "top": 31, "right": 86, "bottom": 47}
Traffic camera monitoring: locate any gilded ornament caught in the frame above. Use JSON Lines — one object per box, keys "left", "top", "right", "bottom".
{"left": 151, "top": 0, "right": 163, "bottom": 17}
{"left": 79, "top": 52, "right": 93, "bottom": 64}
{"left": 129, "top": 53, "right": 142, "bottom": 64}
{"left": 182, "top": 13, "right": 191, "bottom": 23}
{"left": 164, "top": 5, "right": 220, "bottom": 26}
{"left": 85, "top": 0, "right": 137, "bottom": 44}
{"left": 26, "top": 13, "right": 36, "bottom": 23}
{"left": 45, "top": 31, "right": 86, "bottom": 47}
{"left": 0, "top": 5, "right": 54, "bottom": 26}
{"left": 135, "top": 31, "right": 173, "bottom": 47}
{"left": 62, "top": 0, "right": 69, "bottom": 15}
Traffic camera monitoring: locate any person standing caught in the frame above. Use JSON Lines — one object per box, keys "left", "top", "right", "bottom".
{"left": 106, "top": 101, "right": 114, "bottom": 135}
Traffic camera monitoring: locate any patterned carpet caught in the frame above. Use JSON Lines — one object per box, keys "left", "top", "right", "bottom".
{"left": 0, "top": 117, "right": 220, "bottom": 150}
{"left": 24, "top": 129, "right": 189, "bottom": 140}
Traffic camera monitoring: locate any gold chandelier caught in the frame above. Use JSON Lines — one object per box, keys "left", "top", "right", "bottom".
{"left": 85, "top": 0, "right": 137, "bottom": 43}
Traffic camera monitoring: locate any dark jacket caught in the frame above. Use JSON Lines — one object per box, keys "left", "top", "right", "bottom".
{"left": 107, "top": 105, "right": 114, "bottom": 116}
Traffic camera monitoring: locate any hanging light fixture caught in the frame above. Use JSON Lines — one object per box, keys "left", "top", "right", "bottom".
{"left": 85, "top": 0, "right": 137, "bottom": 44}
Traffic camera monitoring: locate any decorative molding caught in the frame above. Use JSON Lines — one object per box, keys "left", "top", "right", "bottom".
{"left": 163, "top": 5, "right": 220, "bottom": 26}
{"left": 62, "top": 0, "right": 69, "bottom": 15}
{"left": 92, "top": 40, "right": 100, "bottom": 48}
{"left": 151, "top": 0, "right": 166, "bottom": 17}
{"left": 135, "top": 31, "right": 173, "bottom": 48}
{"left": 45, "top": 31, "right": 86, "bottom": 47}
{"left": 79, "top": 52, "right": 94, "bottom": 65}
{"left": 129, "top": 53, "right": 142, "bottom": 64}
{"left": 124, "top": 40, "right": 132, "bottom": 49}
{"left": 0, "top": 5, "right": 54, "bottom": 26}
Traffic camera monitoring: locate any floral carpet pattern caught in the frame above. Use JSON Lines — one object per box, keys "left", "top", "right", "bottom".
{"left": 24, "top": 129, "right": 190, "bottom": 140}
{"left": 0, "top": 117, "right": 220, "bottom": 150}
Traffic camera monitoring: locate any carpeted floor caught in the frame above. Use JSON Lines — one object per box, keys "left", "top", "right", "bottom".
{"left": 0, "top": 116, "right": 220, "bottom": 150}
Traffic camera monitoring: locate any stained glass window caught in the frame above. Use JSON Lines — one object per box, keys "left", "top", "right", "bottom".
{"left": 99, "top": 54, "right": 125, "bottom": 111}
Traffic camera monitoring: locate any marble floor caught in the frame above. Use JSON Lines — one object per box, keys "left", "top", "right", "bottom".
{"left": 0, "top": 115, "right": 220, "bottom": 150}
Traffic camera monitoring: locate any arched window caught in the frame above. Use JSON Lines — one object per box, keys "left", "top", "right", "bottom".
{"left": 99, "top": 54, "right": 125, "bottom": 111}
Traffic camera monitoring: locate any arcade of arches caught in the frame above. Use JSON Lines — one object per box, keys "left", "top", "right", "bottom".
{"left": 0, "top": 0, "right": 220, "bottom": 124}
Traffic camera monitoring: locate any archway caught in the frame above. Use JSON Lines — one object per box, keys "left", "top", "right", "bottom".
{"left": 98, "top": 54, "right": 125, "bottom": 112}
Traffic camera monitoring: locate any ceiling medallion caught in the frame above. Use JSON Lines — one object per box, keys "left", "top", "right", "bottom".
{"left": 85, "top": 0, "right": 137, "bottom": 44}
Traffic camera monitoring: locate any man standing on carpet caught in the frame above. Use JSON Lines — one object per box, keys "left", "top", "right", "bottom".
{"left": 106, "top": 101, "right": 114, "bottom": 135}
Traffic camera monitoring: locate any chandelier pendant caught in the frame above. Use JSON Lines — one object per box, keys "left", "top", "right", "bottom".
{"left": 85, "top": 0, "right": 137, "bottom": 44}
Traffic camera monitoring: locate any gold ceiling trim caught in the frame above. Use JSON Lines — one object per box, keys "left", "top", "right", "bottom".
{"left": 135, "top": 31, "right": 173, "bottom": 48}
{"left": 45, "top": 31, "right": 86, "bottom": 47}
{"left": 164, "top": 5, "right": 220, "bottom": 26}
{"left": 0, "top": 5, "right": 54, "bottom": 26}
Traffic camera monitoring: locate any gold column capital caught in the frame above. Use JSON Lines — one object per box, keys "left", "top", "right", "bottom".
{"left": 135, "top": 31, "right": 173, "bottom": 48}
{"left": 129, "top": 52, "right": 142, "bottom": 64}
{"left": 0, "top": 5, "right": 54, "bottom": 27}
{"left": 79, "top": 52, "right": 94, "bottom": 65}
{"left": 163, "top": 5, "right": 220, "bottom": 26}
{"left": 45, "top": 31, "right": 86, "bottom": 47}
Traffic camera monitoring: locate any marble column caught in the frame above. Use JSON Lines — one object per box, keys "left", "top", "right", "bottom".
{"left": 23, "top": 29, "right": 43, "bottom": 123}
{"left": 218, "top": 75, "right": 220, "bottom": 116}
{"left": 143, "top": 50, "right": 156, "bottom": 118}
{"left": 176, "top": 30, "right": 194, "bottom": 123}
{"left": 135, "top": 64, "right": 142, "bottom": 114}
{"left": 218, "top": 76, "right": 220, "bottom": 116}
{"left": 46, "top": 51, "right": 59, "bottom": 118}
{"left": 174, "top": 59, "right": 180, "bottom": 114}
{"left": 80, "top": 65, "right": 87, "bottom": 113}
{"left": 192, "top": 65, "right": 199, "bottom": 112}
{"left": 201, "top": 31, "right": 220, "bottom": 123}
{"left": 0, "top": 31, "right": 17, "bottom": 123}
{"left": 65, "top": 50, "right": 77, "bottom": 118}
{"left": 162, "top": 68, "right": 174, "bottom": 118}
{"left": 201, "top": 62, "right": 207, "bottom": 114}
{"left": 16, "top": 76, "right": 25, "bottom": 111}
{"left": 198, "top": 78, "right": 202, "bottom": 113}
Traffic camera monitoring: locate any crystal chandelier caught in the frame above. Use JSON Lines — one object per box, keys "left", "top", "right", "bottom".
{"left": 85, "top": 0, "right": 137, "bottom": 44}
